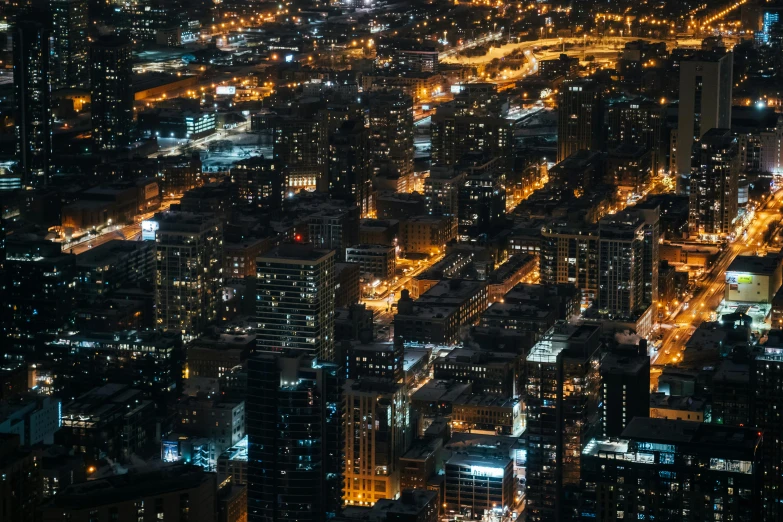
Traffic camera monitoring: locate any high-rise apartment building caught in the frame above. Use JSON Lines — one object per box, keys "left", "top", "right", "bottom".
{"left": 606, "top": 99, "right": 665, "bottom": 174}
{"left": 582, "top": 418, "right": 762, "bottom": 521}
{"left": 255, "top": 243, "right": 336, "bottom": 361}
{"left": 557, "top": 80, "right": 603, "bottom": 162}
{"left": 272, "top": 116, "right": 323, "bottom": 192}
{"left": 367, "top": 91, "right": 415, "bottom": 182}
{"left": 154, "top": 212, "right": 223, "bottom": 339}
{"left": 51, "top": 0, "right": 88, "bottom": 88}
{"left": 525, "top": 322, "right": 601, "bottom": 522}
{"left": 599, "top": 347, "right": 650, "bottom": 438}
{"left": 327, "top": 119, "right": 372, "bottom": 216}
{"left": 343, "top": 379, "right": 411, "bottom": 507}
{"left": 675, "top": 50, "right": 733, "bottom": 185}
{"left": 540, "top": 222, "right": 600, "bottom": 306}
{"left": 458, "top": 170, "right": 507, "bottom": 240}
{"left": 688, "top": 128, "right": 739, "bottom": 238}
{"left": 246, "top": 353, "right": 342, "bottom": 522}
{"left": 90, "top": 35, "right": 134, "bottom": 152}
{"left": 751, "top": 349, "right": 783, "bottom": 520}
{"left": 13, "top": 18, "right": 52, "bottom": 188}
{"left": 431, "top": 114, "right": 513, "bottom": 168}
{"left": 597, "top": 213, "right": 646, "bottom": 316}
{"left": 424, "top": 167, "right": 464, "bottom": 241}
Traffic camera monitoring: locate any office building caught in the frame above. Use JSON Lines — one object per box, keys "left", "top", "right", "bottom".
{"left": 247, "top": 354, "right": 342, "bottom": 522}
{"left": 581, "top": 418, "right": 762, "bottom": 521}
{"left": 40, "top": 464, "right": 217, "bottom": 522}
{"left": 600, "top": 349, "right": 650, "bottom": 437}
{"left": 154, "top": 212, "right": 223, "bottom": 339}
{"left": 525, "top": 322, "right": 601, "bottom": 522}
{"left": 256, "top": 243, "right": 336, "bottom": 361}
{"left": 51, "top": 0, "right": 88, "bottom": 88}
{"left": 676, "top": 50, "right": 733, "bottom": 184}
{"left": 343, "top": 379, "right": 411, "bottom": 506}
{"left": 90, "top": 35, "right": 134, "bottom": 151}
{"left": 444, "top": 454, "right": 514, "bottom": 518}
{"left": 689, "top": 128, "right": 739, "bottom": 238}
{"left": 13, "top": 18, "right": 52, "bottom": 188}
{"left": 557, "top": 80, "right": 603, "bottom": 162}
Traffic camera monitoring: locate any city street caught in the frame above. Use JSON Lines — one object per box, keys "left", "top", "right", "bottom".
{"left": 653, "top": 188, "right": 783, "bottom": 378}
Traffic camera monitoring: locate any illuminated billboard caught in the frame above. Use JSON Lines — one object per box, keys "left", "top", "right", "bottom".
{"left": 470, "top": 465, "right": 504, "bottom": 478}
{"left": 726, "top": 273, "right": 753, "bottom": 285}
{"left": 216, "top": 85, "right": 236, "bottom": 95}
{"left": 141, "top": 220, "right": 159, "bottom": 241}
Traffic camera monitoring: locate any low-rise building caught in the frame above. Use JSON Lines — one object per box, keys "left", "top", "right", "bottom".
{"left": 649, "top": 392, "right": 707, "bottom": 422}
{"left": 444, "top": 454, "right": 514, "bottom": 517}
{"left": 725, "top": 254, "right": 783, "bottom": 303}
{"left": 451, "top": 394, "right": 523, "bottom": 436}
{"left": 346, "top": 244, "right": 397, "bottom": 280}
{"left": 40, "top": 464, "right": 217, "bottom": 522}
{"left": 433, "top": 348, "right": 520, "bottom": 396}
{"left": 399, "top": 216, "right": 452, "bottom": 255}
{"left": 395, "top": 281, "right": 489, "bottom": 345}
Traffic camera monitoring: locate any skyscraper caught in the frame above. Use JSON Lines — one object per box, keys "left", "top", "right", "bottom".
{"left": 424, "top": 166, "right": 464, "bottom": 242}
{"left": 599, "top": 347, "right": 650, "bottom": 438}
{"left": 597, "top": 213, "right": 646, "bottom": 316}
{"left": 751, "top": 349, "right": 783, "bottom": 520}
{"left": 540, "top": 222, "right": 600, "bottom": 307}
{"left": 13, "top": 18, "right": 52, "bottom": 188}
{"left": 255, "top": 243, "right": 336, "bottom": 361}
{"left": 327, "top": 119, "right": 372, "bottom": 216}
{"left": 154, "top": 211, "right": 223, "bottom": 339}
{"left": 90, "top": 35, "right": 134, "bottom": 152}
{"left": 606, "top": 99, "right": 665, "bottom": 175}
{"left": 557, "top": 79, "right": 603, "bottom": 162}
{"left": 342, "top": 379, "right": 410, "bottom": 507}
{"left": 525, "top": 322, "right": 601, "bottom": 522}
{"left": 688, "top": 128, "right": 739, "bottom": 238}
{"left": 366, "top": 90, "right": 414, "bottom": 185}
{"left": 51, "top": 0, "right": 88, "bottom": 88}
{"left": 247, "top": 353, "right": 342, "bottom": 522}
{"left": 676, "top": 50, "right": 733, "bottom": 187}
